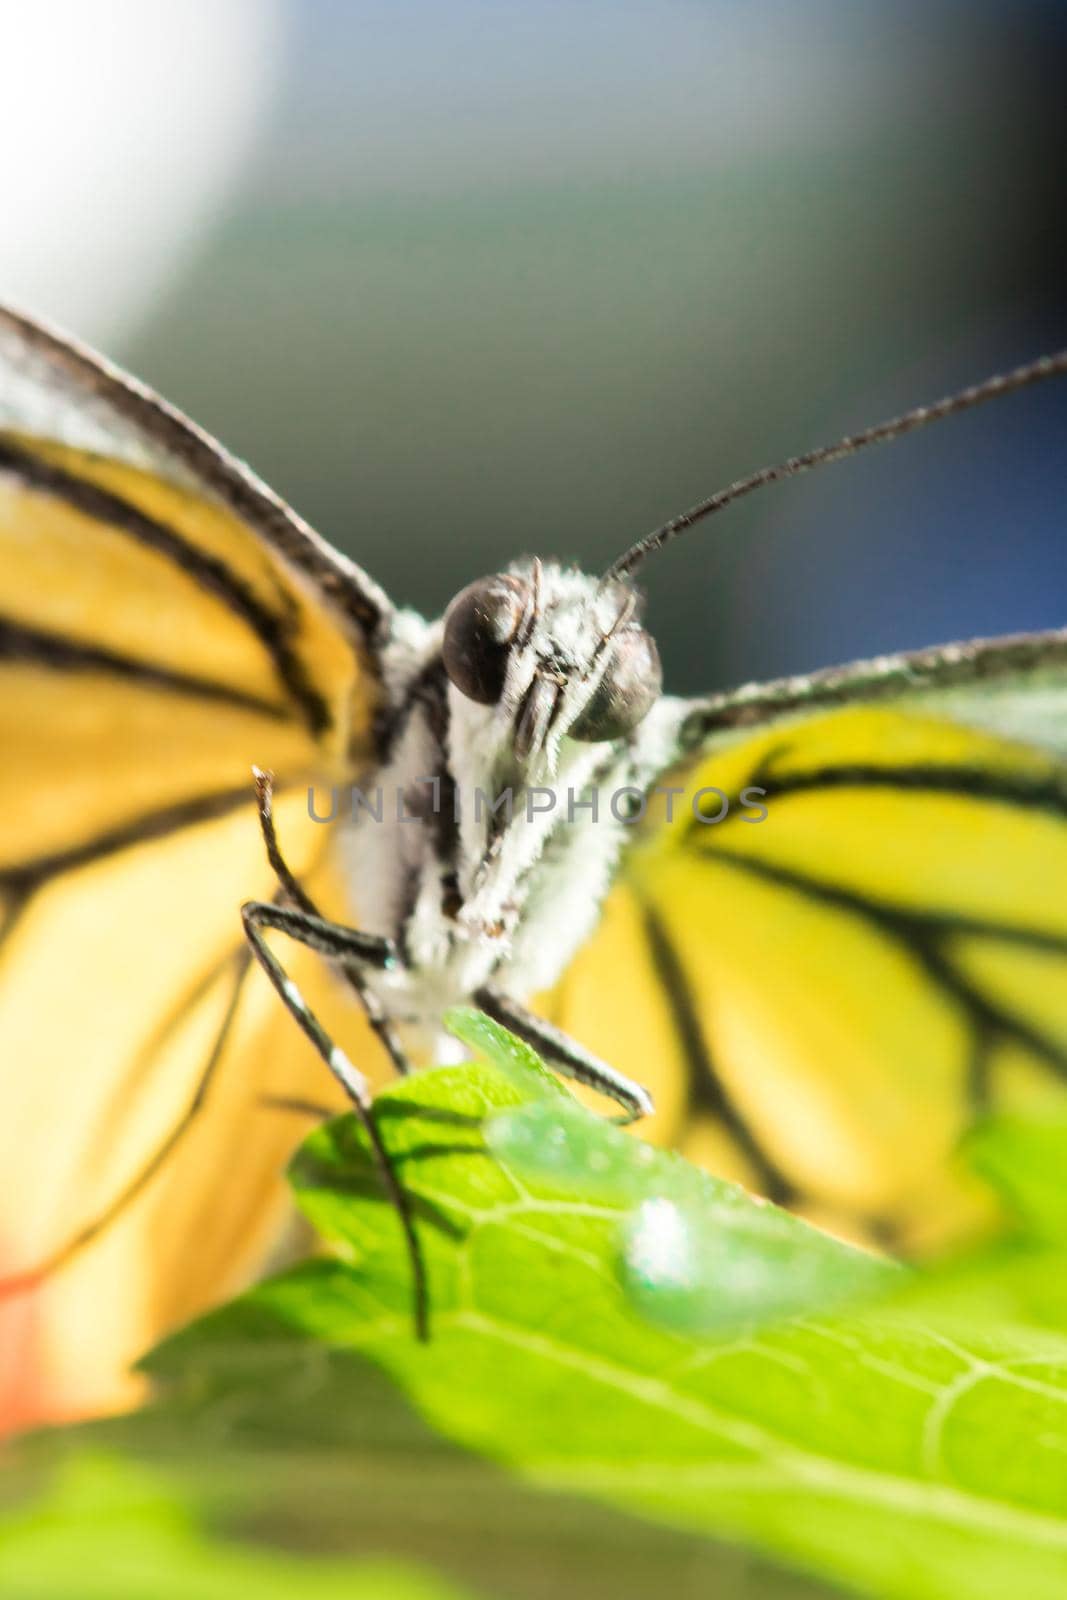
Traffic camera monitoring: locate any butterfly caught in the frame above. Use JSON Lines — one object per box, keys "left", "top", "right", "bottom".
{"left": 0, "top": 302, "right": 1064, "bottom": 1433}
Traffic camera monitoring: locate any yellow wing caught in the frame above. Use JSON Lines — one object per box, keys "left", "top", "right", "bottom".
{"left": 542, "top": 653, "right": 1067, "bottom": 1256}
{"left": 0, "top": 308, "right": 389, "bottom": 1431}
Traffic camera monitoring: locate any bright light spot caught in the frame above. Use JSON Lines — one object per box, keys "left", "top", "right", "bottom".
{"left": 624, "top": 1196, "right": 694, "bottom": 1291}
{"left": 0, "top": 0, "right": 284, "bottom": 343}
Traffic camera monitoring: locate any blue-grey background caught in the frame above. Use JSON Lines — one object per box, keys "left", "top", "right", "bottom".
{"left": 6, "top": 0, "right": 1065, "bottom": 697}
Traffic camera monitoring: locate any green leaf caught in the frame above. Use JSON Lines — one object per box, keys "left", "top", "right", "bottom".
{"left": 443, "top": 1006, "right": 566, "bottom": 1101}
{"left": 965, "top": 1110, "right": 1067, "bottom": 1242}
{"left": 142, "top": 1056, "right": 1067, "bottom": 1600}
{"left": 287, "top": 1056, "right": 891, "bottom": 1335}
{"left": 7, "top": 1037, "right": 830, "bottom": 1600}
{"left": 0, "top": 1455, "right": 475, "bottom": 1600}
{"left": 6, "top": 1306, "right": 827, "bottom": 1600}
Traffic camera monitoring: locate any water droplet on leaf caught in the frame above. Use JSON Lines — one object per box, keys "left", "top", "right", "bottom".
{"left": 620, "top": 1194, "right": 897, "bottom": 1334}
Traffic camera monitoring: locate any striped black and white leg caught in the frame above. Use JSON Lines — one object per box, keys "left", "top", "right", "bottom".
{"left": 241, "top": 899, "right": 428, "bottom": 1340}
{"left": 253, "top": 768, "right": 411, "bottom": 1077}
{"left": 473, "top": 985, "right": 655, "bottom": 1125}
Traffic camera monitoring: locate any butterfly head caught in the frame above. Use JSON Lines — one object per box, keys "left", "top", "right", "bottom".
{"left": 440, "top": 559, "right": 662, "bottom": 771}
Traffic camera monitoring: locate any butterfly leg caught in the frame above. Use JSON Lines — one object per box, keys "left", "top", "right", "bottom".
{"left": 253, "top": 767, "right": 410, "bottom": 1077}
{"left": 240, "top": 899, "right": 428, "bottom": 1341}
{"left": 473, "top": 985, "right": 655, "bottom": 1124}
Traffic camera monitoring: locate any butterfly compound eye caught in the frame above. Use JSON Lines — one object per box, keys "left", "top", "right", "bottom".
{"left": 442, "top": 574, "right": 528, "bottom": 704}
{"left": 570, "top": 627, "right": 662, "bottom": 742}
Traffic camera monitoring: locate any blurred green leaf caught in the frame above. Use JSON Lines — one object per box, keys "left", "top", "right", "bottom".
{"left": 140, "top": 1047, "right": 1067, "bottom": 1600}
{"left": 0, "top": 1455, "right": 475, "bottom": 1600}
{"left": 965, "top": 1111, "right": 1067, "bottom": 1243}
{"left": 6, "top": 1335, "right": 824, "bottom": 1600}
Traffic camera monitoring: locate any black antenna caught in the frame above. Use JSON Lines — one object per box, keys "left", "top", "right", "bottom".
{"left": 606, "top": 348, "right": 1067, "bottom": 582}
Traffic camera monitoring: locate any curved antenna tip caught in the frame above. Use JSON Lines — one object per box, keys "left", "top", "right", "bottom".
{"left": 605, "top": 348, "right": 1067, "bottom": 582}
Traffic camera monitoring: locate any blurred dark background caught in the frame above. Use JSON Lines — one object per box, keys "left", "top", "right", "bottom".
{"left": 4, "top": 0, "right": 1065, "bottom": 698}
